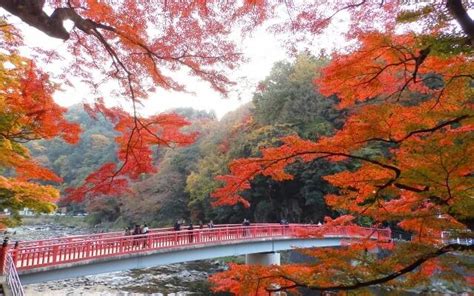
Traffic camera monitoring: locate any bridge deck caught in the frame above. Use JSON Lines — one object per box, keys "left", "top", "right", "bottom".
{"left": 5, "top": 224, "right": 390, "bottom": 274}
{"left": 19, "top": 237, "right": 347, "bottom": 284}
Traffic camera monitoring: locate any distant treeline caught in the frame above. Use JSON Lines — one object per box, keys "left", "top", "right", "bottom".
{"left": 30, "top": 54, "right": 353, "bottom": 227}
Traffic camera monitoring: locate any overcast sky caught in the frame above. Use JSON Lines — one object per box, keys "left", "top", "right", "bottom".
{"left": 5, "top": 4, "right": 473, "bottom": 120}
{"left": 13, "top": 22, "right": 286, "bottom": 119}
{"left": 8, "top": 8, "right": 348, "bottom": 119}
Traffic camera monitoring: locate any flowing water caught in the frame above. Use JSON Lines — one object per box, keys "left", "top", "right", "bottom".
{"left": 24, "top": 261, "right": 229, "bottom": 296}
{"left": 6, "top": 221, "right": 471, "bottom": 295}
{"left": 6, "top": 222, "right": 231, "bottom": 296}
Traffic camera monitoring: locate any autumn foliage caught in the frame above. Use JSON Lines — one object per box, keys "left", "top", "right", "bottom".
{"left": 0, "top": 24, "right": 80, "bottom": 223}
{"left": 1, "top": 0, "right": 473, "bottom": 293}
{"left": 1, "top": 0, "right": 271, "bottom": 202}
{"left": 65, "top": 102, "right": 197, "bottom": 201}
{"left": 210, "top": 1, "right": 473, "bottom": 294}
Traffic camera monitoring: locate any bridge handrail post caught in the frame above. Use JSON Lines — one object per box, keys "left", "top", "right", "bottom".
{"left": 52, "top": 245, "right": 59, "bottom": 264}
{"left": 0, "top": 237, "right": 9, "bottom": 275}
{"left": 119, "top": 237, "right": 124, "bottom": 254}
{"left": 146, "top": 234, "right": 152, "bottom": 250}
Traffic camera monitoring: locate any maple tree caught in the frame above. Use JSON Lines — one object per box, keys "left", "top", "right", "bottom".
{"left": 0, "top": 22, "right": 80, "bottom": 224}
{"left": 1, "top": 0, "right": 472, "bottom": 293}
{"left": 211, "top": 1, "right": 474, "bottom": 294}
{"left": 0, "top": 0, "right": 270, "bottom": 201}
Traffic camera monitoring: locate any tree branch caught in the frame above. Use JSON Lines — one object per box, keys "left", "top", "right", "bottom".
{"left": 267, "top": 243, "right": 473, "bottom": 293}
{"left": 447, "top": 0, "right": 474, "bottom": 46}
{"left": 362, "top": 115, "right": 470, "bottom": 144}
{"left": 0, "top": 0, "right": 98, "bottom": 39}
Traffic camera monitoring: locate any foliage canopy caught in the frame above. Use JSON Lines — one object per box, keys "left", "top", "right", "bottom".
{"left": 0, "top": 0, "right": 473, "bottom": 294}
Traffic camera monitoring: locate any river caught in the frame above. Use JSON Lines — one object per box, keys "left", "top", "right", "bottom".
{"left": 6, "top": 220, "right": 471, "bottom": 295}
{"left": 7, "top": 221, "right": 231, "bottom": 296}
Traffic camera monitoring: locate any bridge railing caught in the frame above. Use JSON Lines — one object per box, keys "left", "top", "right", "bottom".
{"left": 4, "top": 253, "right": 25, "bottom": 296}
{"left": 10, "top": 225, "right": 288, "bottom": 270}
{"left": 12, "top": 223, "right": 263, "bottom": 248}
{"left": 324, "top": 225, "right": 391, "bottom": 240}
{"left": 439, "top": 230, "right": 473, "bottom": 246}
{"left": 289, "top": 224, "right": 391, "bottom": 241}
{"left": 8, "top": 224, "right": 390, "bottom": 272}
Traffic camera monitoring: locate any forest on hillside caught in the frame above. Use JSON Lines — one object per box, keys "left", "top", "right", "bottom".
{"left": 29, "top": 54, "right": 347, "bottom": 227}
{"left": 2, "top": 1, "right": 472, "bottom": 294}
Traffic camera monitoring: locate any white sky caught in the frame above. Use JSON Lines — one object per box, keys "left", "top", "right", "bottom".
{"left": 138, "top": 26, "right": 290, "bottom": 119}
{"left": 15, "top": 22, "right": 287, "bottom": 119}
{"left": 6, "top": 8, "right": 348, "bottom": 120}
{"left": 4, "top": 3, "right": 473, "bottom": 120}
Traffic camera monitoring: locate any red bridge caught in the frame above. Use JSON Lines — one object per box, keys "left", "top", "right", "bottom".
{"left": 0, "top": 223, "right": 391, "bottom": 294}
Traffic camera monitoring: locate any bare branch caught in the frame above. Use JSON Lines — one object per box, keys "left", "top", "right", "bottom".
{"left": 446, "top": 0, "right": 474, "bottom": 46}
{"left": 266, "top": 243, "right": 473, "bottom": 293}
{"left": 362, "top": 115, "right": 470, "bottom": 144}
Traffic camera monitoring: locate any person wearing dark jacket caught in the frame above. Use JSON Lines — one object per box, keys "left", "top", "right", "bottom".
{"left": 188, "top": 223, "right": 194, "bottom": 243}
{"left": 174, "top": 221, "right": 181, "bottom": 231}
{"left": 207, "top": 220, "right": 214, "bottom": 228}
{"left": 132, "top": 224, "right": 141, "bottom": 248}
{"left": 242, "top": 218, "right": 250, "bottom": 236}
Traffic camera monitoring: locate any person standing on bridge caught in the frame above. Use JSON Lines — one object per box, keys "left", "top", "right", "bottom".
{"left": 141, "top": 224, "right": 149, "bottom": 248}
{"left": 142, "top": 224, "right": 149, "bottom": 234}
{"left": 133, "top": 225, "right": 141, "bottom": 235}
{"left": 174, "top": 220, "right": 181, "bottom": 231}
{"left": 132, "top": 224, "right": 141, "bottom": 248}
{"left": 188, "top": 222, "right": 194, "bottom": 243}
{"left": 242, "top": 218, "right": 250, "bottom": 237}
{"left": 207, "top": 220, "right": 214, "bottom": 228}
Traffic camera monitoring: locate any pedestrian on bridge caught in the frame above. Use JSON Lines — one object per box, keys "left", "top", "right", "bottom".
{"left": 142, "top": 224, "right": 149, "bottom": 234}
{"left": 133, "top": 225, "right": 141, "bottom": 235}
{"left": 188, "top": 222, "right": 194, "bottom": 243}
{"left": 132, "top": 225, "right": 141, "bottom": 248}
{"left": 141, "top": 224, "right": 149, "bottom": 248}
{"left": 174, "top": 220, "right": 181, "bottom": 231}
{"left": 207, "top": 220, "right": 214, "bottom": 228}
{"left": 242, "top": 218, "right": 250, "bottom": 237}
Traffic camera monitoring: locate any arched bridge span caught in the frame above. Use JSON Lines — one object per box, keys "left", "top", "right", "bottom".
{"left": 0, "top": 224, "right": 391, "bottom": 285}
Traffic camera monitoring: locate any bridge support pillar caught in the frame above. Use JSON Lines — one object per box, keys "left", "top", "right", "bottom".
{"left": 245, "top": 252, "right": 280, "bottom": 265}
{"left": 246, "top": 252, "right": 284, "bottom": 295}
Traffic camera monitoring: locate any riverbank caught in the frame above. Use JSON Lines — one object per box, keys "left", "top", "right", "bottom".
{"left": 9, "top": 221, "right": 233, "bottom": 296}
{"left": 10, "top": 220, "right": 471, "bottom": 295}
{"left": 5, "top": 216, "right": 91, "bottom": 242}
{"left": 24, "top": 260, "right": 231, "bottom": 296}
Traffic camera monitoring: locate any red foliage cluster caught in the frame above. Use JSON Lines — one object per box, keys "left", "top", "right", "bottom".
{"left": 66, "top": 101, "right": 197, "bottom": 201}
